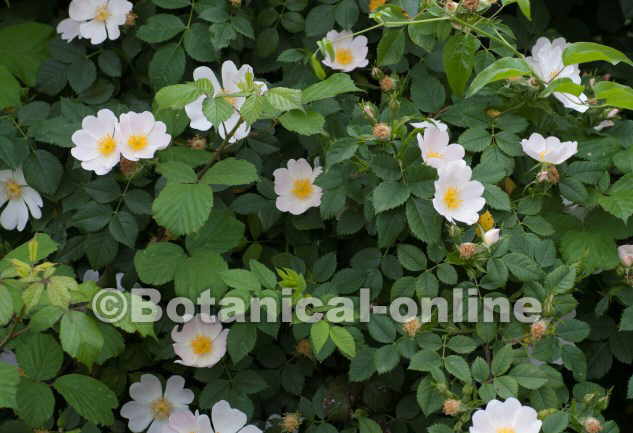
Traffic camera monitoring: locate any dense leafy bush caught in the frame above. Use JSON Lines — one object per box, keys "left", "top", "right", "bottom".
{"left": 1, "top": 0, "right": 633, "bottom": 433}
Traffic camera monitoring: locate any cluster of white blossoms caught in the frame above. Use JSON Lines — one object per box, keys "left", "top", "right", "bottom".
{"left": 414, "top": 121, "right": 486, "bottom": 226}
{"left": 526, "top": 37, "right": 588, "bottom": 113}
{"left": 71, "top": 109, "right": 171, "bottom": 175}
{"left": 0, "top": 169, "right": 43, "bottom": 232}
{"left": 120, "top": 373, "right": 260, "bottom": 433}
{"left": 273, "top": 159, "right": 323, "bottom": 216}
{"left": 57, "top": 0, "right": 133, "bottom": 44}
{"left": 321, "top": 30, "right": 369, "bottom": 72}
{"left": 171, "top": 314, "right": 229, "bottom": 368}
{"left": 185, "top": 61, "right": 268, "bottom": 143}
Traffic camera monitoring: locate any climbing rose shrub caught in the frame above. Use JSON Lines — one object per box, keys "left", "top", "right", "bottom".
{"left": 1, "top": 0, "right": 633, "bottom": 433}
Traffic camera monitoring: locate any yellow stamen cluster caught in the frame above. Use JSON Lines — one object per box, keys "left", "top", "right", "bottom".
{"left": 335, "top": 49, "right": 353, "bottom": 66}
{"left": 151, "top": 398, "right": 173, "bottom": 420}
{"left": 443, "top": 187, "right": 462, "bottom": 210}
{"left": 280, "top": 413, "right": 302, "bottom": 433}
{"left": 5, "top": 180, "right": 22, "bottom": 200}
{"left": 191, "top": 335, "right": 213, "bottom": 355}
{"left": 291, "top": 179, "right": 314, "bottom": 200}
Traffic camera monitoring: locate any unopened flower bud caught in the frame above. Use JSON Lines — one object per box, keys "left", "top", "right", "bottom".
{"left": 360, "top": 102, "right": 377, "bottom": 123}
{"left": 588, "top": 98, "right": 598, "bottom": 105}
{"left": 445, "top": 1, "right": 458, "bottom": 12}
{"left": 530, "top": 320, "right": 548, "bottom": 341}
{"left": 537, "top": 165, "right": 559, "bottom": 184}
{"left": 442, "top": 399, "right": 461, "bottom": 416}
{"left": 373, "top": 123, "right": 391, "bottom": 141}
{"left": 583, "top": 417, "right": 603, "bottom": 433}
{"left": 618, "top": 245, "right": 633, "bottom": 267}
{"left": 486, "top": 108, "right": 502, "bottom": 118}
{"left": 371, "top": 67, "right": 384, "bottom": 80}
{"left": 503, "top": 177, "right": 516, "bottom": 195}
{"left": 229, "top": 0, "right": 241, "bottom": 7}
{"left": 120, "top": 157, "right": 139, "bottom": 177}
{"left": 483, "top": 228, "right": 500, "bottom": 246}
{"left": 296, "top": 339, "right": 312, "bottom": 358}
{"left": 402, "top": 317, "right": 422, "bottom": 337}
{"left": 607, "top": 108, "right": 619, "bottom": 118}
{"left": 380, "top": 75, "right": 395, "bottom": 92}
{"left": 188, "top": 135, "right": 207, "bottom": 150}
{"left": 458, "top": 242, "right": 478, "bottom": 259}
{"left": 125, "top": 12, "right": 138, "bottom": 26}
{"left": 448, "top": 224, "right": 462, "bottom": 238}
{"left": 462, "top": 0, "right": 479, "bottom": 11}
{"left": 280, "top": 413, "right": 302, "bottom": 433}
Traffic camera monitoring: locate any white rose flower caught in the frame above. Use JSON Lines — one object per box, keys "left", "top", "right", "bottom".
{"left": 526, "top": 36, "right": 589, "bottom": 113}
{"left": 483, "top": 228, "right": 500, "bottom": 246}
{"left": 185, "top": 61, "right": 267, "bottom": 143}
{"left": 71, "top": 109, "right": 121, "bottom": 175}
{"left": 171, "top": 314, "right": 229, "bottom": 368}
{"left": 273, "top": 158, "right": 323, "bottom": 215}
{"left": 410, "top": 119, "right": 448, "bottom": 132}
{"left": 57, "top": 18, "right": 83, "bottom": 42}
{"left": 469, "top": 398, "right": 541, "bottom": 433}
{"left": 521, "top": 133, "right": 577, "bottom": 165}
{"left": 120, "top": 374, "right": 194, "bottom": 433}
{"left": 69, "top": 0, "right": 133, "bottom": 45}
{"left": 321, "top": 30, "right": 369, "bottom": 72}
{"left": 0, "top": 169, "right": 43, "bottom": 232}
{"left": 209, "top": 400, "right": 262, "bottom": 433}
{"left": 432, "top": 160, "right": 485, "bottom": 225}
{"left": 416, "top": 126, "right": 465, "bottom": 169}
{"left": 115, "top": 111, "right": 171, "bottom": 161}
{"left": 168, "top": 410, "right": 213, "bottom": 433}
{"left": 618, "top": 245, "right": 633, "bottom": 267}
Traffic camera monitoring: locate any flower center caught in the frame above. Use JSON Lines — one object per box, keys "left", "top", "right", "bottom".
{"left": 191, "top": 335, "right": 213, "bottom": 355}
{"left": 548, "top": 69, "right": 560, "bottom": 81}
{"left": 443, "top": 187, "right": 462, "bottom": 210}
{"left": 538, "top": 149, "right": 549, "bottom": 161}
{"left": 98, "top": 135, "right": 117, "bottom": 156}
{"left": 292, "top": 179, "right": 314, "bottom": 200}
{"left": 5, "top": 180, "right": 22, "bottom": 200}
{"left": 220, "top": 89, "right": 238, "bottom": 107}
{"left": 426, "top": 151, "right": 442, "bottom": 159}
{"left": 496, "top": 428, "right": 516, "bottom": 433}
{"left": 150, "top": 398, "right": 172, "bottom": 420}
{"left": 128, "top": 135, "right": 148, "bottom": 151}
{"left": 95, "top": 5, "right": 111, "bottom": 22}
{"left": 335, "top": 49, "right": 353, "bottom": 66}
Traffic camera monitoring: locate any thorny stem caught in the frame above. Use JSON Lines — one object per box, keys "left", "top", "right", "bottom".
{"left": 196, "top": 118, "right": 246, "bottom": 180}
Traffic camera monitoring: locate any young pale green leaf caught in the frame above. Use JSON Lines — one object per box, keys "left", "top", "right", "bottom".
{"left": 501, "top": 0, "right": 531, "bottom": 19}
{"left": 53, "top": 374, "right": 118, "bottom": 426}
{"left": 279, "top": 110, "right": 325, "bottom": 135}
{"left": 152, "top": 183, "right": 214, "bottom": 236}
{"left": 467, "top": 57, "right": 530, "bottom": 97}
{"left": 0, "top": 285, "right": 13, "bottom": 326}
{"left": 540, "top": 77, "right": 585, "bottom": 98}
{"left": 60, "top": 311, "right": 104, "bottom": 369}
{"left": 201, "top": 157, "right": 259, "bottom": 186}
{"left": 264, "top": 87, "right": 303, "bottom": 112}
{"left": 443, "top": 33, "right": 481, "bottom": 96}
{"left": 240, "top": 94, "right": 266, "bottom": 124}
{"left": 155, "top": 83, "right": 203, "bottom": 110}
{"left": 202, "top": 96, "right": 234, "bottom": 128}
{"left": 302, "top": 73, "right": 362, "bottom": 103}
{"left": 563, "top": 42, "right": 633, "bottom": 67}
{"left": 330, "top": 325, "right": 356, "bottom": 358}
{"left": 311, "top": 320, "right": 330, "bottom": 354}
{"left": 594, "top": 81, "right": 633, "bottom": 110}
